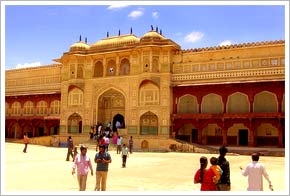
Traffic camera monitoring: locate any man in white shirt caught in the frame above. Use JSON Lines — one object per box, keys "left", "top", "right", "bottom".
{"left": 240, "top": 153, "right": 273, "bottom": 191}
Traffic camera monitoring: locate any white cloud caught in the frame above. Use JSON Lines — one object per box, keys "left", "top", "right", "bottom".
{"left": 219, "top": 40, "right": 233, "bottom": 46}
{"left": 15, "top": 62, "right": 41, "bottom": 69}
{"left": 184, "top": 31, "right": 204, "bottom": 43}
{"left": 128, "top": 8, "right": 144, "bottom": 19}
{"left": 107, "top": 5, "right": 129, "bottom": 10}
{"left": 152, "top": 11, "right": 159, "bottom": 19}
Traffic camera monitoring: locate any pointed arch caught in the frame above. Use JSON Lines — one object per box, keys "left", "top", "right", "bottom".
{"left": 253, "top": 91, "right": 278, "bottom": 112}
{"left": 140, "top": 111, "right": 158, "bottom": 135}
{"left": 94, "top": 61, "right": 103, "bottom": 77}
{"left": 177, "top": 94, "right": 198, "bottom": 113}
{"left": 119, "top": 58, "right": 130, "bottom": 75}
{"left": 227, "top": 92, "right": 250, "bottom": 113}
{"left": 201, "top": 93, "right": 223, "bottom": 114}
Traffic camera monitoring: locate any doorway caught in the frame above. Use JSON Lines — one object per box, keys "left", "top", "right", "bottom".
{"left": 191, "top": 129, "right": 198, "bottom": 143}
{"left": 239, "top": 129, "right": 248, "bottom": 146}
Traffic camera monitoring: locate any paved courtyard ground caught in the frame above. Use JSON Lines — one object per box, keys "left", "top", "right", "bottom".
{"left": 2, "top": 143, "right": 288, "bottom": 194}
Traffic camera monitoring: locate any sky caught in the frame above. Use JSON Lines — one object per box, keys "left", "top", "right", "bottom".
{"left": 2, "top": 1, "right": 287, "bottom": 70}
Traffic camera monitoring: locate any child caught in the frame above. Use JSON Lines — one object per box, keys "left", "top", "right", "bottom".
{"left": 121, "top": 144, "right": 129, "bottom": 168}
{"left": 72, "top": 146, "right": 78, "bottom": 162}
{"left": 210, "top": 157, "right": 223, "bottom": 184}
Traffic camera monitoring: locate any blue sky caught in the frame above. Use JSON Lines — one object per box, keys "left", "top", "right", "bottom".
{"left": 3, "top": 2, "right": 286, "bottom": 70}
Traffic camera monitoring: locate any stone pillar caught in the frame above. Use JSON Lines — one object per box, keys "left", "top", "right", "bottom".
{"left": 198, "top": 128, "right": 203, "bottom": 144}
{"left": 222, "top": 128, "right": 227, "bottom": 146}
{"left": 278, "top": 125, "right": 284, "bottom": 147}
{"left": 248, "top": 127, "right": 255, "bottom": 147}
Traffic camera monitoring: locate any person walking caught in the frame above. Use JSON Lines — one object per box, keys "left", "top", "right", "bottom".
{"left": 116, "top": 136, "right": 123, "bottom": 154}
{"left": 240, "top": 152, "right": 273, "bottom": 191}
{"left": 121, "top": 143, "right": 129, "bottom": 168}
{"left": 72, "top": 145, "right": 93, "bottom": 191}
{"left": 23, "top": 133, "right": 29, "bottom": 153}
{"left": 194, "top": 156, "right": 217, "bottom": 191}
{"left": 66, "top": 136, "right": 74, "bottom": 161}
{"left": 217, "top": 146, "right": 231, "bottom": 191}
{"left": 129, "top": 136, "right": 133, "bottom": 154}
{"left": 94, "top": 144, "right": 112, "bottom": 191}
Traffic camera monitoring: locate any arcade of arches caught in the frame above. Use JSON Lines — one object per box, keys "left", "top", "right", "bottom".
{"left": 172, "top": 81, "right": 285, "bottom": 147}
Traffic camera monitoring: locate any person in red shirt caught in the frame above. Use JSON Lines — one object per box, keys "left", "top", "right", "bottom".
{"left": 194, "top": 156, "right": 217, "bottom": 191}
{"left": 23, "top": 133, "right": 29, "bottom": 153}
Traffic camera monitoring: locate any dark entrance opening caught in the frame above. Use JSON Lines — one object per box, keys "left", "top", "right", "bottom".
{"left": 191, "top": 129, "right": 198, "bottom": 143}
{"left": 53, "top": 126, "right": 58, "bottom": 135}
{"left": 38, "top": 127, "right": 44, "bottom": 136}
{"left": 239, "top": 129, "right": 248, "bottom": 146}
{"left": 113, "top": 114, "right": 125, "bottom": 132}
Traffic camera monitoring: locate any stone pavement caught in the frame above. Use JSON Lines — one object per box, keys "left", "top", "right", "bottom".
{"left": 2, "top": 143, "right": 288, "bottom": 193}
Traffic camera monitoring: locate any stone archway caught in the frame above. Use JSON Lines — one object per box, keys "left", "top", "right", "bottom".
{"left": 113, "top": 113, "right": 125, "bottom": 132}
{"left": 97, "top": 89, "right": 125, "bottom": 128}
{"left": 68, "top": 113, "right": 82, "bottom": 134}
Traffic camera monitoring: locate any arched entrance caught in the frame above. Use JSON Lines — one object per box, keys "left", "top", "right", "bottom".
{"left": 113, "top": 113, "right": 125, "bottom": 132}
{"left": 97, "top": 89, "right": 125, "bottom": 129}
{"left": 68, "top": 113, "right": 82, "bottom": 134}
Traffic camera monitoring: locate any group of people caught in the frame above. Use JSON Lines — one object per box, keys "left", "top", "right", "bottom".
{"left": 23, "top": 132, "right": 273, "bottom": 192}
{"left": 194, "top": 146, "right": 273, "bottom": 191}
{"left": 72, "top": 144, "right": 112, "bottom": 191}
{"left": 70, "top": 135, "right": 134, "bottom": 191}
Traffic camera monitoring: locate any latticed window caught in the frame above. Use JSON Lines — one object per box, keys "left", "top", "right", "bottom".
{"left": 139, "top": 83, "right": 159, "bottom": 105}
{"left": 11, "top": 101, "right": 21, "bottom": 116}
{"left": 68, "top": 88, "right": 83, "bottom": 106}
{"left": 50, "top": 100, "right": 61, "bottom": 115}
{"left": 140, "top": 111, "right": 158, "bottom": 135}
{"left": 36, "top": 100, "right": 48, "bottom": 115}
{"left": 178, "top": 95, "right": 198, "bottom": 113}
{"left": 23, "top": 101, "right": 34, "bottom": 116}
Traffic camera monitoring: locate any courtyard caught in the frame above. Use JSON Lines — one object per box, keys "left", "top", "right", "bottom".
{"left": 3, "top": 142, "right": 287, "bottom": 194}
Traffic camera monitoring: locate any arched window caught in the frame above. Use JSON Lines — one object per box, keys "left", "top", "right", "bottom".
{"left": 254, "top": 91, "right": 278, "bottom": 112}
{"left": 178, "top": 95, "right": 198, "bottom": 113}
{"left": 152, "top": 57, "right": 159, "bottom": 72}
{"left": 50, "top": 100, "right": 61, "bottom": 115}
{"left": 201, "top": 93, "right": 223, "bottom": 114}
{"left": 227, "top": 92, "right": 250, "bottom": 113}
{"left": 120, "top": 58, "right": 130, "bottom": 75}
{"left": 68, "top": 88, "right": 83, "bottom": 106}
{"left": 140, "top": 111, "right": 158, "bottom": 135}
{"left": 11, "top": 101, "right": 21, "bottom": 116}
{"left": 139, "top": 82, "right": 159, "bottom": 105}
{"left": 77, "top": 65, "right": 84, "bottom": 78}
{"left": 106, "top": 60, "right": 116, "bottom": 76}
{"left": 70, "top": 64, "right": 75, "bottom": 79}
{"left": 94, "top": 61, "right": 103, "bottom": 77}
{"left": 23, "top": 101, "right": 34, "bottom": 116}
{"left": 36, "top": 100, "right": 48, "bottom": 115}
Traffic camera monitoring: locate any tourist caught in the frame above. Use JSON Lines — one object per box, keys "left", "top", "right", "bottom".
{"left": 129, "top": 136, "right": 134, "bottom": 154}
{"left": 116, "top": 136, "right": 123, "bottom": 154}
{"left": 94, "top": 144, "right": 112, "bottom": 191}
{"left": 194, "top": 156, "right": 217, "bottom": 191}
{"left": 209, "top": 157, "right": 222, "bottom": 184}
{"left": 72, "top": 145, "right": 93, "bottom": 191}
{"left": 240, "top": 152, "right": 273, "bottom": 191}
{"left": 121, "top": 143, "right": 129, "bottom": 168}
{"left": 217, "top": 146, "right": 231, "bottom": 191}
{"left": 66, "top": 136, "right": 74, "bottom": 161}
{"left": 23, "top": 133, "right": 29, "bottom": 153}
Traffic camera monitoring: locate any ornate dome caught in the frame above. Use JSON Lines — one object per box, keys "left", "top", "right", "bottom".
{"left": 90, "top": 34, "right": 140, "bottom": 50}
{"left": 69, "top": 41, "right": 90, "bottom": 51}
{"left": 141, "top": 31, "right": 166, "bottom": 41}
